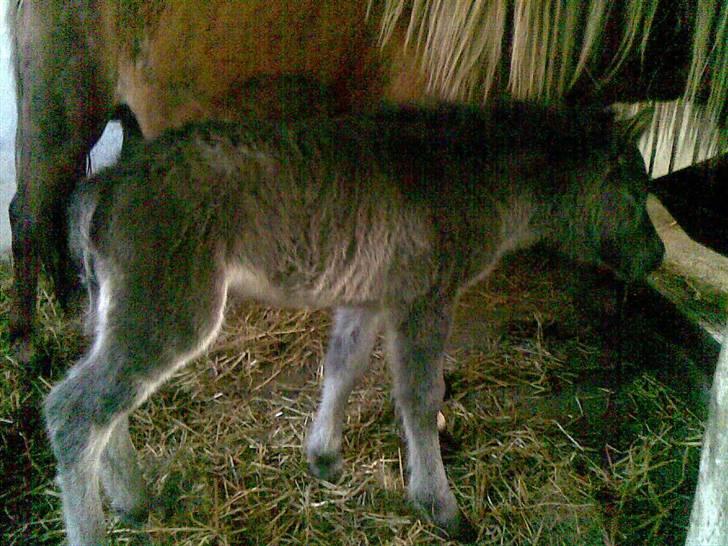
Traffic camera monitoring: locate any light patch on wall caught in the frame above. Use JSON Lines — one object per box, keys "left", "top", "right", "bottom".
{"left": 0, "top": 0, "right": 16, "bottom": 254}
{"left": 90, "top": 122, "right": 123, "bottom": 173}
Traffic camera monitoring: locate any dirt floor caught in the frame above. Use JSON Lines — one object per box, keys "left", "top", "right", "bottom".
{"left": 1, "top": 224, "right": 721, "bottom": 545}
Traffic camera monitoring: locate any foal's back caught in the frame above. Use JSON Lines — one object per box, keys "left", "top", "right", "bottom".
{"left": 78, "top": 103, "right": 612, "bottom": 308}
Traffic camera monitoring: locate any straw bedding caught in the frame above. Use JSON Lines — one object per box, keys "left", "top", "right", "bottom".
{"left": 0, "top": 249, "right": 702, "bottom": 544}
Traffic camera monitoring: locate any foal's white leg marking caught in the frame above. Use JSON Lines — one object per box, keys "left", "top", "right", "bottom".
{"left": 386, "top": 336, "right": 454, "bottom": 515}
{"left": 383, "top": 305, "right": 468, "bottom": 537}
{"left": 307, "top": 307, "right": 383, "bottom": 480}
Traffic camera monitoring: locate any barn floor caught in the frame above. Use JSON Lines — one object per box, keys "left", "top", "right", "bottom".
{"left": 0, "top": 239, "right": 718, "bottom": 544}
{"left": 647, "top": 198, "right": 728, "bottom": 340}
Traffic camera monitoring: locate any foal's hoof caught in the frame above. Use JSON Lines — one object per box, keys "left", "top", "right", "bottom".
{"left": 439, "top": 512, "right": 478, "bottom": 543}
{"left": 412, "top": 494, "right": 478, "bottom": 543}
{"left": 307, "top": 452, "right": 343, "bottom": 483}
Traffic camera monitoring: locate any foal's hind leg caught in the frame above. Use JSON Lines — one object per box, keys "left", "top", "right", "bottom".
{"left": 100, "top": 415, "right": 149, "bottom": 525}
{"left": 307, "top": 307, "right": 383, "bottom": 482}
{"left": 45, "top": 270, "right": 228, "bottom": 545}
{"left": 385, "top": 296, "right": 474, "bottom": 540}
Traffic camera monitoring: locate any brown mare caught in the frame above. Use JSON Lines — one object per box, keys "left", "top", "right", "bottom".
{"left": 8, "top": 0, "right": 718, "bottom": 354}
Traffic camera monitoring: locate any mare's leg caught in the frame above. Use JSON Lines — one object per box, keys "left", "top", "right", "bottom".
{"left": 307, "top": 307, "right": 383, "bottom": 482}
{"left": 10, "top": 2, "right": 111, "bottom": 348}
{"left": 45, "top": 263, "right": 228, "bottom": 545}
{"left": 385, "top": 295, "right": 474, "bottom": 539}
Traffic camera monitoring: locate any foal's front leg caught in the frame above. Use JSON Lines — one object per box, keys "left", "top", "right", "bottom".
{"left": 385, "top": 296, "right": 475, "bottom": 540}
{"left": 307, "top": 306, "right": 383, "bottom": 482}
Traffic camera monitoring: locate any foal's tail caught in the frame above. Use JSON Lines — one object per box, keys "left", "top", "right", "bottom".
{"left": 68, "top": 177, "right": 102, "bottom": 265}
{"left": 67, "top": 175, "right": 105, "bottom": 315}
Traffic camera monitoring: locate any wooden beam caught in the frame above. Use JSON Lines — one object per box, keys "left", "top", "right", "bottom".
{"left": 686, "top": 322, "right": 728, "bottom": 545}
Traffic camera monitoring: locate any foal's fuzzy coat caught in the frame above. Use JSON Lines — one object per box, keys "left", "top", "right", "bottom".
{"left": 47, "top": 103, "right": 664, "bottom": 544}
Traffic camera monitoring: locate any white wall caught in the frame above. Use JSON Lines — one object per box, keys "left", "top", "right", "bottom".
{"left": 0, "top": 0, "right": 122, "bottom": 255}
{"left": 0, "top": 0, "right": 16, "bottom": 253}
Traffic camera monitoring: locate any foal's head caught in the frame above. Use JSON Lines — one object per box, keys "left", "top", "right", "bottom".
{"left": 544, "top": 107, "right": 665, "bottom": 281}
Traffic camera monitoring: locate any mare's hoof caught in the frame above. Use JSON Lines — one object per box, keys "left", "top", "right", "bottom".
{"left": 307, "top": 451, "right": 343, "bottom": 483}
{"left": 9, "top": 311, "right": 34, "bottom": 364}
{"left": 10, "top": 336, "right": 34, "bottom": 365}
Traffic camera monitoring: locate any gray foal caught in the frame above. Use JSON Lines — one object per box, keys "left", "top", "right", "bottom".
{"left": 46, "top": 103, "right": 664, "bottom": 544}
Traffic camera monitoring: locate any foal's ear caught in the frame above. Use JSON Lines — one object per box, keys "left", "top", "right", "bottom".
{"left": 615, "top": 107, "right": 654, "bottom": 144}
